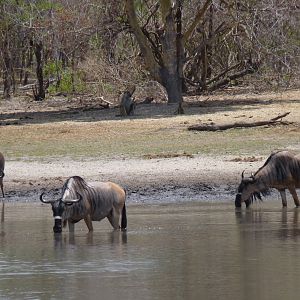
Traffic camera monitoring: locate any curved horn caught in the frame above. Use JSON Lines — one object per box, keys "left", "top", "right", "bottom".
{"left": 241, "top": 170, "right": 245, "bottom": 179}
{"left": 0, "top": 171, "right": 4, "bottom": 178}
{"left": 62, "top": 192, "right": 83, "bottom": 204}
{"left": 39, "top": 192, "right": 56, "bottom": 204}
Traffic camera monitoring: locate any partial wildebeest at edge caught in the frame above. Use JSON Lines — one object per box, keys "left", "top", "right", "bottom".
{"left": 235, "top": 151, "right": 300, "bottom": 208}
{"left": 0, "top": 152, "right": 5, "bottom": 198}
{"left": 40, "top": 176, "right": 127, "bottom": 233}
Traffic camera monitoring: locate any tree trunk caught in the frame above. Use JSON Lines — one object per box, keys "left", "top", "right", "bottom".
{"left": 23, "top": 40, "right": 33, "bottom": 86}
{"left": 2, "top": 36, "right": 12, "bottom": 99}
{"left": 34, "top": 41, "right": 45, "bottom": 101}
{"left": 160, "top": 67, "right": 182, "bottom": 103}
{"left": 160, "top": 2, "right": 183, "bottom": 104}
{"left": 3, "top": 52, "right": 12, "bottom": 99}
{"left": 125, "top": 0, "right": 183, "bottom": 104}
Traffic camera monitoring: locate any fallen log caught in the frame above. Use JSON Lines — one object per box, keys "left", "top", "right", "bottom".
{"left": 188, "top": 112, "right": 291, "bottom": 131}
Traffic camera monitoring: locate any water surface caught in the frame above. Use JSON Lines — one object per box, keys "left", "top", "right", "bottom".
{"left": 1, "top": 201, "right": 300, "bottom": 300}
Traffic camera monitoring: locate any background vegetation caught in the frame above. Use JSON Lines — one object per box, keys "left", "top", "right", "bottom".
{"left": 0, "top": 0, "right": 299, "bottom": 103}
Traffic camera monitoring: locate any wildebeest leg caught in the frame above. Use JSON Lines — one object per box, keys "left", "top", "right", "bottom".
{"left": 279, "top": 189, "right": 287, "bottom": 207}
{"left": 0, "top": 180, "right": 4, "bottom": 198}
{"left": 107, "top": 208, "right": 121, "bottom": 230}
{"left": 288, "top": 186, "right": 300, "bottom": 207}
{"left": 68, "top": 221, "right": 75, "bottom": 233}
{"left": 84, "top": 215, "right": 93, "bottom": 232}
{"left": 1, "top": 201, "right": 4, "bottom": 223}
{"left": 245, "top": 199, "right": 251, "bottom": 208}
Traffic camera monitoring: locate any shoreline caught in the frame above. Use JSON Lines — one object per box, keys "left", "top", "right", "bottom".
{"left": 3, "top": 155, "right": 263, "bottom": 204}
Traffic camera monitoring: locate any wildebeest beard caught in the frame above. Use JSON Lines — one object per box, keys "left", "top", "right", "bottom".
{"left": 235, "top": 177, "right": 270, "bottom": 208}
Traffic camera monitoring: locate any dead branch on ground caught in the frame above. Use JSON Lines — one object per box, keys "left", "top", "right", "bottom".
{"left": 188, "top": 112, "right": 291, "bottom": 131}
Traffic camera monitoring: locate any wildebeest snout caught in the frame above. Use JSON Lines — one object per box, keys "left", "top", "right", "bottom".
{"left": 53, "top": 218, "right": 62, "bottom": 233}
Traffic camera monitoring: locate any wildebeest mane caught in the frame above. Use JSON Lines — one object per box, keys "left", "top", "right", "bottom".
{"left": 62, "top": 176, "right": 91, "bottom": 196}
{"left": 254, "top": 151, "right": 280, "bottom": 177}
{"left": 61, "top": 176, "right": 94, "bottom": 223}
{"left": 254, "top": 151, "right": 300, "bottom": 184}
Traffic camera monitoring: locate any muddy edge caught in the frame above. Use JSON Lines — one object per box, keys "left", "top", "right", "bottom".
{"left": 3, "top": 156, "right": 264, "bottom": 204}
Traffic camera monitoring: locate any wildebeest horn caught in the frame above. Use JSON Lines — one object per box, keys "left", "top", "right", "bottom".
{"left": 241, "top": 170, "right": 245, "bottom": 179}
{"left": 0, "top": 171, "right": 4, "bottom": 178}
{"left": 40, "top": 192, "right": 56, "bottom": 204}
{"left": 62, "top": 192, "right": 83, "bottom": 204}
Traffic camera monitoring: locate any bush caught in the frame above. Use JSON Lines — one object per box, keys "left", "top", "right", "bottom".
{"left": 44, "top": 60, "right": 86, "bottom": 94}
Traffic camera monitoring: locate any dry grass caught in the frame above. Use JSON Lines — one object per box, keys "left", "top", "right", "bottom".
{"left": 0, "top": 89, "right": 300, "bottom": 160}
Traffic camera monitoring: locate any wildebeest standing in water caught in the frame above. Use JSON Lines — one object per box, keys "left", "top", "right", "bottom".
{"left": 235, "top": 151, "right": 300, "bottom": 208}
{"left": 40, "top": 176, "right": 127, "bottom": 233}
{"left": 0, "top": 152, "right": 5, "bottom": 198}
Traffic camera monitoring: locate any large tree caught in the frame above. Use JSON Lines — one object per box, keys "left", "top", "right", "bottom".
{"left": 125, "top": 0, "right": 212, "bottom": 105}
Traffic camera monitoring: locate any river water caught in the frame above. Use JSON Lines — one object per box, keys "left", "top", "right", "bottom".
{"left": 1, "top": 200, "right": 300, "bottom": 300}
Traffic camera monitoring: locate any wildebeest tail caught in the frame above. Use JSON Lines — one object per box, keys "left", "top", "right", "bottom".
{"left": 121, "top": 203, "right": 127, "bottom": 230}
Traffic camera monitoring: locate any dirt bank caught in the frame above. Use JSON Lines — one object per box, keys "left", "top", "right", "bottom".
{"left": 4, "top": 155, "right": 264, "bottom": 204}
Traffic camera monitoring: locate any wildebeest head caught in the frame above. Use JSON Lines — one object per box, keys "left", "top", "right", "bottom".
{"left": 235, "top": 171, "right": 262, "bottom": 208}
{"left": 40, "top": 191, "right": 82, "bottom": 233}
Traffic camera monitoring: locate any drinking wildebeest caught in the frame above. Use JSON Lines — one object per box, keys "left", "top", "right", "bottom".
{"left": 0, "top": 152, "right": 5, "bottom": 198}
{"left": 235, "top": 151, "right": 300, "bottom": 208}
{"left": 40, "top": 176, "right": 127, "bottom": 233}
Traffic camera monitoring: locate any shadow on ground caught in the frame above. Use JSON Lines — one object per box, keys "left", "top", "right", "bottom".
{"left": 1, "top": 95, "right": 299, "bottom": 126}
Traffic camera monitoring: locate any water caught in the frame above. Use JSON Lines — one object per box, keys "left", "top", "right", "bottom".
{"left": 1, "top": 201, "right": 300, "bottom": 300}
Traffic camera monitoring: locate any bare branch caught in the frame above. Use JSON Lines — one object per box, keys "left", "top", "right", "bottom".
{"left": 188, "top": 112, "right": 291, "bottom": 131}
{"left": 183, "top": 0, "right": 213, "bottom": 43}
{"left": 125, "top": 0, "right": 160, "bottom": 80}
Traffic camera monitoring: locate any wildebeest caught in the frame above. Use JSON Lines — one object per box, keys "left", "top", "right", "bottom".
{"left": 235, "top": 151, "right": 300, "bottom": 208}
{"left": 40, "top": 176, "right": 127, "bottom": 233}
{"left": 0, "top": 152, "right": 5, "bottom": 198}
